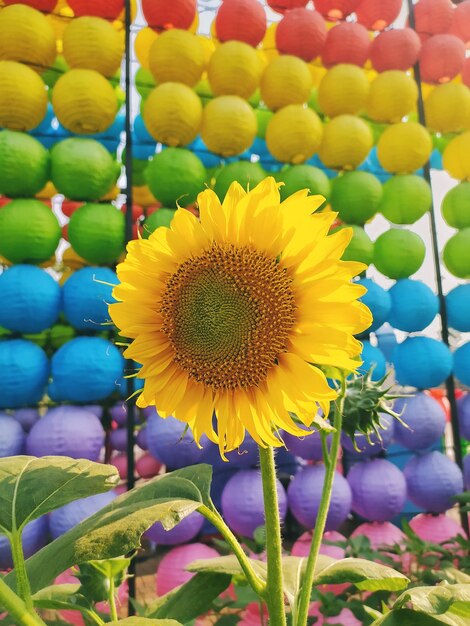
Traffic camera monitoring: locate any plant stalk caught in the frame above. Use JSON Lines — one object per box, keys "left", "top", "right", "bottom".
{"left": 295, "top": 379, "right": 346, "bottom": 626}
{"left": 0, "top": 577, "right": 46, "bottom": 626}
{"left": 108, "top": 576, "right": 118, "bottom": 622}
{"left": 258, "top": 445, "right": 287, "bottom": 626}
{"left": 10, "top": 531, "right": 33, "bottom": 612}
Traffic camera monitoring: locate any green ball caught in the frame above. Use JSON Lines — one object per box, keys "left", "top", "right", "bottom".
{"left": 145, "top": 148, "right": 206, "bottom": 207}
{"left": 366, "top": 120, "right": 387, "bottom": 145}
{"left": 194, "top": 79, "right": 213, "bottom": 107}
{"left": 143, "top": 208, "right": 176, "bottom": 238}
{"left": 68, "top": 203, "right": 125, "bottom": 265}
{"left": 442, "top": 182, "right": 470, "bottom": 229}
{"left": 49, "top": 323, "right": 76, "bottom": 350}
{"left": 256, "top": 107, "right": 273, "bottom": 139}
{"left": 135, "top": 67, "right": 156, "bottom": 100}
{"left": 335, "top": 224, "right": 373, "bottom": 266}
{"left": 0, "top": 199, "right": 61, "bottom": 264}
{"left": 307, "top": 88, "right": 322, "bottom": 114}
{"left": 443, "top": 229, "right": 470, "bottom": 278}
{"left": 42, "top": 55, "right": 69, "bottom": 89}
{"left": 51, "top": 138, "right": 120, "bottom": 201}
{"left": 0, "top": 130, "right": 50, "bottom": 197}
{"left": 380, "top": 175, "right": 432, "bottom": 224}
{"left": 278, "top": 165, "right": 330, "bottom": 202}
{"left": 331, "top": 171, "right": 382, "bottom": 225}
{"left": 248, "top": 88, "right": 261, "bottom": 108}
{"left": 214, "top": 161, "right": 266, "bottom": 200}
{"left": 374, "top": 229, "right": 426, "bottom": 279}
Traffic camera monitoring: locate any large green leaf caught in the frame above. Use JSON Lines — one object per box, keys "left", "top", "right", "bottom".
{"left": 314, "top": 558, "right": 409, "bottom": 591}
{"left": 395, "top": 585, "right": 470, "bottom": 618}
{"left": 168, "top": 464, "right": 213, "bottom": 507}
{"left": 188, "top": 554, "right": 267, "bottom": 579}
{"left": 372, "top": 609, "right": 466, "bottom": 626}
{"left": 0, "top": 456, "right": 118, "bottom": 534}
{"left": 281, "top": 555, "right": 336, "bottom": 613}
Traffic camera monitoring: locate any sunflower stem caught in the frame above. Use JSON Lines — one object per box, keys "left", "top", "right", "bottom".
{"left": 0, "top": 577, "right": 46, "bottom": 626}
{"left": 295, "top": 378, "right": 346, "bottom": 626}
{"left": 258, "top": 445, "right": 287, "bottom": 626}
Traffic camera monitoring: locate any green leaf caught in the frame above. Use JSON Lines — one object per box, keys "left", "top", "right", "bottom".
{"left": 314, "top": 558, "right": 409, "bottom": 591}
{"left": 281, "top": 556, "right": 336, "bottom": 613}
{"left": 167, "top": 464, "right": 213, "bottom": 507}
{"left": 107, "top": 619, "right": 183, "bottom": 626}
{"left": 372, "top": 609, "right": 464, "bottom": 626}
{"left": 395, "top": 585, "right": 470, "bottom": 618}
{"left": 32, "top": 583, "right": 83, "bottom": 609}
{"left": 187, "top": 555, "right": 267, "bottom": 579}
{"left": 147, "top": 572, "right": 231, "bottom": 622}
{"left": 0, "top": 456, "right": 118, "bottom": 534}
{"left": 78, "top": 557, "right": 131, "bottom": 602}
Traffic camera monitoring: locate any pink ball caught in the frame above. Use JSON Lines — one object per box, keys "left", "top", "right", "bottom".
{"left": 409, "top": 513, "right": 465, "bottom": 544}
{"left": 325, "top": 609, "right": 362, "bottom": 625}
{"left": 156, "top": 543, "right": 219, "bottom": 596}
{"left": 136, "top": 452, "right": 161, "bottom": 478}
{"left": 351, "top": 522, "right": 405, "bottom": 549}
{"left": 292, "top": 530, "right": 346, "bottom": 559}
{"left": 239, "top": 602, "right": 269, "bottom": 626}
{"left": 109, "top": 453, "right": 127, "bottom": 480}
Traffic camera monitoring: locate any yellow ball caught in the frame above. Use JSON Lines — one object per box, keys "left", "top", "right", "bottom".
{"left": 0, "top": 4, "right": 56, "bottom": 72}
{"left": 367, "top": 71, "right": 418, "bottom": 123}
{"left": 201, "top": 95, "right": 257, "bottom": 157}
{"left": 319, "top": 115, "right": 373, "bottom": 170}
{"left": 443, "top": 132, "right": 470, "bottom": 181}
{"left": 425, "top": 84, "right": 470, "bottom": 134}
{"left": 209, "top": 41, "right": 262, "bottom": 100}
{"left": 63, "top": 16, "right": 123, "bottom": 78}
{"left": 266, "top": 105, "right": 323, "bottom": 164}
{"left": 318, "top": 64, "right": 370, "bottom": 118}
{"left": 133, "top": 185, "right": 159, "bottom": 207}
{"left": 149, "top": 29, "right": 205, "bottom": 87}
{"left": 198, "top": 35, "right": 215, "bottom": 67}
{"left": 377, "top": 122, "right": 432, "bottom": 174}
{"left": 260, "top": 55, "right": 312, "bottom": 111}
{"left": 260, "top": 23, "right": 278, "bottom": 63}
{"left": 144, "top": 82, "right": 202, "bottom": 146}
{"left": 52, "top": 69, "right": 117, "bottom": 134}
{"left": 134, "top": 27, "right": 157, "bottom": 70}
{"left": 0, "top": 60, "right": 47, "bottom": 131}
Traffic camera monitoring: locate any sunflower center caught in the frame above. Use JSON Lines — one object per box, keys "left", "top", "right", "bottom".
{"left": 160, "top": 242, "right": 296, "bottom": 390}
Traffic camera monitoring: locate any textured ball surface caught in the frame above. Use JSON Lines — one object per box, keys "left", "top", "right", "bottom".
{"left": 0, "top": 340, "right": 49, "bottom": 409}
{"left": 215, "top": 0, "right": 267, "bottom": 47}
{"left": 373, "top": 229, "right": 425, "bottom": 279}
{"left": 266, "top": 105, "right": 323, "bottom": 164}
{"left": 261, "top": 55, "right": 312, "bottom": 111}
{"left": 201, "top": 95, "right": 257, "bottom": 157}
{"left": 392, "top": 336, "right": 453, "bottom": 389}
{"left": 68, "top": 203, "right": 125, "bottom": 265}
{"left": 142, "top": 0, "right": 196, "bottom": 31}
{"left": 209, "top": 41, "right": 262, "bottom": 100}
{"left": 321, "top": 22, "right": 370, "bottom": 68}
{"left": 318, "top": 64, "right": 370, "bottom": 118}
{"left": 339, "top": 225, "right": 374, "bottom": 265}
{"left": 377, "top": 122, "right": 432, "bottom": 174}
{"left": 145, "top": 148, "right": 206, "bottom": 207}
{"left": 330, "top": 171, "right": 382, "bottom": 225}
{"left": 443, "top": 229, "right": 470, "bottom": 278}
{"left": 410, "top": 512, "right": 465, "bottom": 544}
{"left": 454, "top": 342, "right": 470, "bottom": 387}
{"left": 370, "top": 28, "right": 421, "bottom": 72}
{"left": 275, "top": 7, "right": 327, "bottom": 62}
{"left": 358, "top": 341, "right": 387, "bottom": 381}
{"left": 150, "top": 29, "right": 205, "bottom": 87}
{"left": 356, "top": 278, "right": 391, "bottom": 333}
{"left": 419, "top": 34, "right": 465, "bottom": 84}
{"left": 443, "top": 132, "right": 470, "bottom": 180}
{"left": 146, "top": 412, "right": 206, "bottom": 469}
{"left": 214, "top": 162, "right": 266, "bottom": 200}
{"left": 425, "top": 83, "right": 470, "bottom": 134}
{"left": 446, "top": 284, "right": 470, "bottom": 332}
{"left": 0, "top": 413, "right": 25, "bottom": 457}
{"left": 319, "top": 115, "right": 373, "bottom": 170}
{"left": 143, "top": 208, "right": 176, "bottom": 237}
{"left": 0, "top": 130, "right": 49, "bottom": 198}
{"left": 442, "top": 182, "right": 470, "bottom": 229}
{"left": 342, "top": 413, "right": 395, "bottom": 458}
{"left": 278, "top": 165, "right": 330, "bottom": 202}
{"left": 388, "top": 279, "right": 439, "bottom": 332}
{"left": 146, "top": 511, "right": 204, "bottom": 545}
{"left": 367, "top": 71, "right": 418, "bottom": 123}
{"left": 393, "top": 392, "right": 446, "bottom": 451}
{"left": 283, "top": 430, "right": 330, "bottom": 462}
{"left": 0, "top": 60, "right": 47, "bottom": 131}
{"left": 379, "top": 175, "right": 432, "bottom": 225}
{"left": 62, "top": 266, "right": 117, "bottom": 330}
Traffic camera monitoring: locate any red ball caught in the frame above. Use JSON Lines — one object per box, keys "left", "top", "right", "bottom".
{"left": 4, "top": 0, "right": 57, "bottom": 9}
{"left": 414, "top": 0, "right": 454, "bottom": 39}
{"left": 419, "top": 34, "right": 466, "bottom": 84}
{"left": 370, "top": 28, "right": 421, "bottom": 72}
{"left": 120, "top": 204, "right": 144, "bottom": 221}
{"left": 142, "top": 0, "right": 196, "bottom": 31}
{"left": 462, "top": 57, "right": 470, "bottom": 88}
{"left": 215, "top": 0, "right": 267, "bottom": 47}
{"left": 314, "top": 0, "right": 361, "bottom": 20}
{"left": 61, "top": 200, "right": 82, "bottom": 218}
{"left": 321, "top": 21, "right": 370, "bottom": 68}
{"left": 67, "top": 0, "right": 124, "bottom": 19}
{"left": 266, "top": 0, "right": 308, "bottom": 14}
{"left": 136, "top": 452, "right": 162, "bottom": 479}
{"left": 355, "top": 0, "right": 402, "bottom": 31}
{"left": 448, "top": 0, "right": 470, "bottom": 47}
{"left": 275, "top": 8, "right": 327, "bottom": 62}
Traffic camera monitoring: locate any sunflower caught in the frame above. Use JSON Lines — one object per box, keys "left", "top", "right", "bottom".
{"left": 110, "top": 178, "right": 372, "bottom": 455}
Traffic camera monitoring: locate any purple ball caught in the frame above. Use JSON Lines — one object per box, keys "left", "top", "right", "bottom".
{"left": 464, "top": 454, "right": 470, "bottom": 491}
{"left": 404, "top": 451, "right": 464, "bottom": 514}
{"left": 109, "top": 402, "right": 127, "bottom": 426}
{"left": 26, "top": 406, "right": 105, "bottom": 461}
{"left": 12, "top": 408, "right": 40, "bottom": 432}
{"left": 393, "top": 393, "right": 446, "bottom": 451}
{"left": 82, "top": 405, "right": 104, "bottom": 419}
{"left": 342, "top": 413, "right": 395, "bottom": 457}
{"left": 0, "top": 413, "right": 25, "bottom": 457}
{"left": 0, "top": 517, "right": 48, "bottom": 570}
{"left": 222, "top": 469, "right": 287, "bottom": 538}
{"left": 284, "top": 430, "right": 331, "bottom": 461}
{"left": 146, "top": 412, "right": 206, "bottom": 469}
{"left": 288, "top": 465, "right": 352, "bottom": 531}
{"left": 109, "top": 428, "right": 128, "bottom": 452}
{"left": 136, "top": 426, "right": 148, "bottom": 450}
{"left": 145, "top": 511, "right": 204, "bottom": 545}
{"left": 49, "top": 491, "right": 117, "bottom": 539}
{"left": 458, "top": 394, "right": 470, "bottom": 440}
{"left": 226, "top": 433, "right": 259, "bottom": 468}
{"left": 347, "top": 459, "right": 407, "bottom": 522}
{"left": 202, "top": 469, "right": 238, "bottom": 535}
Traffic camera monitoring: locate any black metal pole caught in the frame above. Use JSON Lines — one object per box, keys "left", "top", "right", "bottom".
{"left": 124, "top": 0, "right": 137, "bottom": 610}
{"left": 407, "top": 0, "right": 469, "bottom": 536}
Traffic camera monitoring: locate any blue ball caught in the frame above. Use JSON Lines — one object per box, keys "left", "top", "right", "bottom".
{"left": 0, "top": 340, "right": 49, "bottom": 409}
{"left": 146, "top": 412, "right": 206, "bottom": 469}
{"left": 388, "top": 279, "right": 439, "bottom": 332}
{"left": 0, "top": 413, "right": 25, "bottom": 456}
{"left": 132, "top": 136, "right": 156, "bottom": 160}
{"left": 49, "top": 491, "right": 116, "bottom": 539}
{"left": 358, "top": 341, "right": 387, "bottom": 381}
{"left": 146, "top": 511, "right": 204, "bottom": 545}
{"left": 356, "top": 278, "right": 391, "bottom": 333}
{"left": 430, "top": 149, "right": 443, "bottom": 171}
{"left": 0, "top": 517, "right": 48, "bottom": 569}
{"left": 393, "top": 392, "right": 446, "bottom": 451}
{"left": 446, "top": 284, "right": 470, "bottom": 332}
{"left": 134, "top": 114, "right": 155, "bottom": 144}
{"left": 454, "top": 342, "right": 470, "bottom": 387}
{"left": 392, "top": 337, "right": 453, "bottom": 389}
{"left": 62, "top": 266, "right": 117, "bottom": 331}
{"left": 186, "top": 136, "right": 222, "bottom": 168}
{"left": 458, "top": 394, "right": 470, "bottom": 440}
{"left": 30, "top": 103, "right": 55, "bottom": 135}
{"left": 0, "top": 265, "right": 61, "bottom": 333}
{"left": 48, "top": 337, "right": 124, "bottom": 402}
{"left": 374, "top": 324, "right": 398, "bottom": 362}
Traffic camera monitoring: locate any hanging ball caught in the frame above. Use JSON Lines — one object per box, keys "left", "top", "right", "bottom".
{"left": 134, "top": 27, "right": 157, "bottom": 70}
{"left": 0, "top": 413, "right": 25, "bottom": 457}
{"left": 373, "top": 229, "right": 425, "bottom": 279}
{"left": 146, "top": 412, "right": 206, "bottom": 469}
{"left": 288, "top": 465, "right": 352, "bottom": 531}
{"left": 314, "top": 0, "right": 360, "bottom": 20}
{"left": 392, "top": 336, "right": 453, "bottom": 389}
{"left": 0, "top": 4, "right": 56, "bottom": 72}
{"left": 146, "top": 511, "right": 204, "bottom": 546}
{"left": 379, "top": 175, "right": 432, "bottom": 225}
{"left": 335, "top": 225, "right": 374, "bottom": 266}
{"left": 330, "top": 171, "right": 382, "bottom": 225}
{"left": 145, "top": 148, "right": 206, "bottom": 207}
{"left": 414, "top": 0, "right": 455, "bottom": 38}
{"left": 0, "top": 61, "right": 47, "bottom": 131}
{"left": 443, "top": 132, "right": 470, "bottom": 181}
{"left": 275, "top": 8, "right": 327, "bottom": 62}
{"left": 442, "top": 182, "right": 470, "bottom": 229}
{"left": 277, "top": 165, "right": 330, "bottom": 202}
{"left": 405, "top": 451, "right": 463, "bottom": 514}
{"left": 446, "top": 284, "right": 470, "bottom": 332}
{"left": 201, "top": 95, "right": 257, "bottom": 157}
{"left": 62, "top": 266, "right": 117, "bottom": 331}
{"left": 425, "top": 84, "right": 470, "bottom": 134}
{"left": 410, "top": 512, "right": 465, "bottom": 545}
{"left": 141, "top": 0, "right": 196, "bottom": 30}
{"left": 370, "top": 28, "right": 421, "bottom": 73}
{"left": 319, "top": 115, "right": 373, "bottom": 170}
{"left": 143, "top": 82, "right": 202, "bottom": 147}
{"left": 260, "top": 55, "right": 312, "bottom": 111}
{"left": 156, "top": 543, "right": 219, "bottom": 597}
{"left": 214, "top": 0, "right": 266, "bottom": 47}
{"left": 266, "top": 105, "right": 323, "bottom": 164}
{"left": 443, "top": 229, "right": 470, "bottom": 278}
{"left": 0, "top": 199, "right": 61, "bottom": 265}
{"left": 454, "top": 342, "right": 470, "bottom": 387}
{"left": 283, "top": 430, "right": 331, "bottom": 462}
{"left": 267, "top": 0, "right": 308, "bottom": 12}
{"left": 321, "top": 22, "right": 370, "bottom": 68}
{"left": 367, "top": 71, "right": 418, "bottom": 124}
{"left": 49, "top": 492, "right": 116, "bottom": 539}
{"left": 0, "top": 130, "right": 49, "bottom": 198}
{"left": 149, "top": 29, "right": 204, "bottom": 88}
{"left": 419, "top": 34, "right": 466, "bottom": 84}
{"left": 393, "top": 392, "right": 446, "bottom": 451}
{"left": 143, "top": 208, "right": 176, "bottom": 237}
{"left": 318, "top": 64, "right": 370, "bottom": 118}
{"left": 213, "top": 162, "right": 266, "bottom": 201}
{"left": 358, "top": 341, "right": 386, "bottom": 380}
{"left": 209, "top": 41, "right": 262, "bottom": 101}
{"left": 0, "top": 340, "right": 49, "bottom": 409}
{"left": 355, "top": 0, "right": 402, "bottom": 31}
{"left": 67, "top": 0, "right": 124, "bottom": 19}
{"left": 351, "top": 521, "right": 404, "bottom": 550}
{"left": 0, "top": 517, "right": 48, "bottom": 570}
{"left": 448, "top": 0, "right": 470, "bottom": 46}
{"left": 377, "top": 123, "right": 432, "bottom": 174}
{"left": 68, "top": 203, "right": 125, "bottom": 265}
{"left": 388, "top": 279, "right": 439, "bottom": 332}
{"left": 458, "top": 394, "right": 470, "bottom": 440}
{"left": 356, "top": 278, "right": 391, "bottom": 333}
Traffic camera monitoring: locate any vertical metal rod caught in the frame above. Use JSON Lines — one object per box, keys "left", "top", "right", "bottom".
{"left": 407, "top": 0, "right": 469, "bottom": 536}
{"left": 124, "top": 0, "right": 137, "bottom": 610}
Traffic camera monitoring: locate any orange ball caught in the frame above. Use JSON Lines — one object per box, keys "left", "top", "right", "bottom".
{"left": 142, "top": 0, "right": 196, "bottom": 31}
{"left": 266, "top": 0, "right": 308, "bottom": 13}
{"left": 448, "top": 1, "right": 470, "bottom": 48}
{"left": 370, "top": 28, "right": 421, "bottom": 73}
{"left": 414, "top": 0, "right": 454, "bottom": 39}
{"left": 355, "top": 0, "right": 402, "bottom": 31}
{"left": 275, "top": 8, "right": 327, "bottom": 62}
{"left": 419, "top": 34, "right": 465, "bottom": 84}
{"left": 67, "top": 0, "right": 124, "bottom": 19}
{"left": 215, "top": 0, "right": 267, "bottom": 47}
{"left": 321, "top": 21, "right": 370, "bottom": 68}
{"left": 314, "top": 0, "right": 360, "bottom": 20}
